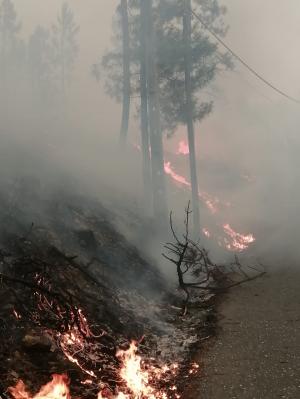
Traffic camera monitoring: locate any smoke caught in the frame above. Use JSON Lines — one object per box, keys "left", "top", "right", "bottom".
{"left": 196, "top": 0, "right": 300, "bottom": 260}
{"left": 1, "top": 0, "right": 300, "bottom": 269}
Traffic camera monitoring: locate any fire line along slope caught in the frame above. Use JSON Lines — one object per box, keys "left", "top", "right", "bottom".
{"left": 0, "top": 180, "right": 207, "bottom": 398}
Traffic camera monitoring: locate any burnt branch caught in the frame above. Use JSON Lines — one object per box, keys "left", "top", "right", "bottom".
{"left": 163, "top": 203, "right": 266, "bottom": 313}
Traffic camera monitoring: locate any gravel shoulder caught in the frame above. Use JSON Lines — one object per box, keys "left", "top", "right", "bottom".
{"left": 186, "top": 268, "right": 300, "bottom": 398}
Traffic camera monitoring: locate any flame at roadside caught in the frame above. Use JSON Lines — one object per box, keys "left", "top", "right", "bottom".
{"left": 116, "top": 341, "right": 153, "bottom": 398}
{"left": 8, "top": 374, "right": 70, "bottom": 399}
{"left": 112, "top": 341, "right": 179, "bottom": 399}
{"left": 9, "top": 341, "right": 184, "bottom": 399}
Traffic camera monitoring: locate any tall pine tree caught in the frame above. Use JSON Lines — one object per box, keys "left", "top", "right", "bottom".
{"left": 51, "top": 2, "right": 79, "bottom": 99}
{"left": 101, "top": 0, "right": 232, "bottom": 228}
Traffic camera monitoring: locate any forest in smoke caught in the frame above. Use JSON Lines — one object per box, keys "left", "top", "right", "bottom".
{"left": 0, "top": 0, "right": 299, "bottom": 260}
{"left": 0, "top": 0, "right": 300, "bottom": 397}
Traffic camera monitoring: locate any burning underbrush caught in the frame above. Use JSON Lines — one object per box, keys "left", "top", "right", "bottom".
{"left": 0, "top": 188, "right": 209, "bottom": 399}
{"left": 134, "top": 143, "right": 256, "bottom": 253}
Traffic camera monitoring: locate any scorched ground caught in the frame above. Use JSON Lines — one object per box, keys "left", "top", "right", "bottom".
{"left": 0, "top": 184, "right": 209, "bottom": 398}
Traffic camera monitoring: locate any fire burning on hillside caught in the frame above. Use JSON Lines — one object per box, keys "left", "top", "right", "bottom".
{"left": 164, "top": 156, "right": 255, "bottom": 252}
{"left": 223, "top": 223, "right": 255, "bottom": 251}
{"left": 9, "top": 374, "right": 71, "bottom": 399}
{"left": 133, "top": 141, "right": 255, "bottom": 252}
{"left": 2, "top": 231, "right": 204, "bottom": 399}
{"left": 164, "top": 161, "right": 222, "bottom": 214}
{"left": 8, "top": 340, "right": 183, "bottom": 399}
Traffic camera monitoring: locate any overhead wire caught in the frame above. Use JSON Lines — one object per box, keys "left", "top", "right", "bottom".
{"left": 191, "top": 9, "right": 300, "bottom": 104}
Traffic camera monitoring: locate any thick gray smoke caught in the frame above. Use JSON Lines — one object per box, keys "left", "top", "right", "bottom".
{"left": 1, "top": 0, "right": 300, "bottom": 266}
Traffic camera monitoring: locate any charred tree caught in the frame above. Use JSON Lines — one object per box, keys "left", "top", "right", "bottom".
{"left": 145, "top": 0, "right": 168, "bottom": 223}
{"left": 183, "top": 0, "right": 200, "bottom": 238}
{"left": 139, "top": 0, "right": 152, "bottom": 210}
{"left": 119, "top": 0, "right": 131, "bottom": 146}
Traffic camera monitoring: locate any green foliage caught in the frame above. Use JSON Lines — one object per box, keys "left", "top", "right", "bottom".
{"left": 101, "top": 0, "right": 233, "bottom": 134}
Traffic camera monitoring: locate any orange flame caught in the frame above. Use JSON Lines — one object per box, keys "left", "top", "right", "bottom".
{"left": 164, "top": 161, "right": 220, "bottom": 214}
{"left": 9, "top": 374, "right": 70, "bottom": 399}
{"left": 163, "top": 159, "right": 255, "bottom": 251}
{"left": 164, "top": 162, "right": 190, "bottom": 188}
{"left": 202, "top": 228, "right": 211, "bottom": 238}
{"left": 9, "top": 342, "right": 180, "bottom": 399}
{"left": 55, "top": 308, "right": 102, "bottom": 378}
{"left": 176, "top": 141, "right": 189, "bottom": 156}
{"left": 117, "top": 341, "right": 148, "bottom": 396}
{"left": 223, "top": 223, "right": 255, "bottom": 251}
{"left": 133, "top": 142, "right": 255, "bottom": 253}
{"left": 98, "top": 341, "right": 178, "bottom": 398}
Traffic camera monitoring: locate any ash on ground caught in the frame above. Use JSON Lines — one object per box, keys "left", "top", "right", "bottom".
{"left": 0, "top": 178, "right": 214, "bottom": 397}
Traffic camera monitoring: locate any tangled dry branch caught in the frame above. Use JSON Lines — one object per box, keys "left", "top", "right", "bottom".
{"left": 163, "top": 202, "right": 266, "bottom": 314}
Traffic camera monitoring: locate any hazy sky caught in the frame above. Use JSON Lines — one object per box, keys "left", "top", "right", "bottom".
{"left": 14, "top": 0, "right": 300, "bottom": 87}
{"left": 14, "top": 0, "right": 300, "bottom": 94}
{"left": 12, "top": 1, "right": 300, "bottom": 162}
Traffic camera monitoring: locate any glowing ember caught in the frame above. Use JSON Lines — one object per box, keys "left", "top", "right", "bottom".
{"left": 198, "top": 191, "right": 219, "bottom": 214}
{"left": 53, "top": 307, "right": 106, "bottom": 379}
{"left": 202, "top": 228, "right": 211, "bottom": 238}
{"left": 81, "top": 379, "right": 93, "bottom": 385}
{"left": 176, "top": 141, "right": 189, "bottom": 156}
{"left": 9, "top": 374, "right": 70, "bottom": 399}
{"left": 223, "top": 223, "right": 255, "bottom": 252}
{"left": 188, "top": 363, "right": 200, "bottom": 375}
{"left": 13, "top": 308, "right": 22, "bottom": 320}
{"left": 57, "top": 326, "right": 97, "bottom": 378}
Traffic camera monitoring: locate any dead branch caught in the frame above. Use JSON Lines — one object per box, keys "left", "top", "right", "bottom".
{"left": 163, "top": 203, "right": 265, "bottom": 313}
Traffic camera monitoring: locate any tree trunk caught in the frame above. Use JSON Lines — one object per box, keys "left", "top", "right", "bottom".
{"left": 144, "top": 0, "right": 168, "bottom": 223}
{"left": 60, "top": 30, "right": 66, "bottom": 106}
{"left": 183, "top": 0, "right": 200, "bottom": 237}
{"left": 1, "top": 27, "right": 8, "bottom": 90}
{"left": 119, "top": 0, "right": 131, "bottom": 146}
{"left": 139, "top": 0, "right": 152, "bottom": 212}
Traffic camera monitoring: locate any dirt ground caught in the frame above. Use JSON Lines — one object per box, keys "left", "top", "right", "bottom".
{"left": 186, "top": 267, "right": 300, "bottom": 398}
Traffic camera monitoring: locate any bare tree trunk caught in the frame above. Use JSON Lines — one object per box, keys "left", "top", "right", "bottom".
{"left": 144, "top": 0, "right": 168, "bottom": 223}
{"left": 60, "top": 29, "right": 66, "bottom": 108}
{"left": 183, "top": 0, "right": 200, "bottom": 237}
{"left": 61, "top": 40, "right": 66, "bottom": 101}
{"left": 140, "top": 0, "right": 152, "bottom": 212}
{"left": 1, "top": 27, "right": 8, "bottom": 92}
{"left": 119, "top": 0, "right": 131, "bottom": 146}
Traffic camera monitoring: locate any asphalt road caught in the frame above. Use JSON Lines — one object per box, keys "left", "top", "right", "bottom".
{"left": 187, "top": 268, "right": 300, "bottom": 398}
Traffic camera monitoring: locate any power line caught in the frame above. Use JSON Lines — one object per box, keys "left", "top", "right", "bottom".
{"left": 191, "top": 9, "right": 300, "bottom": 104}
